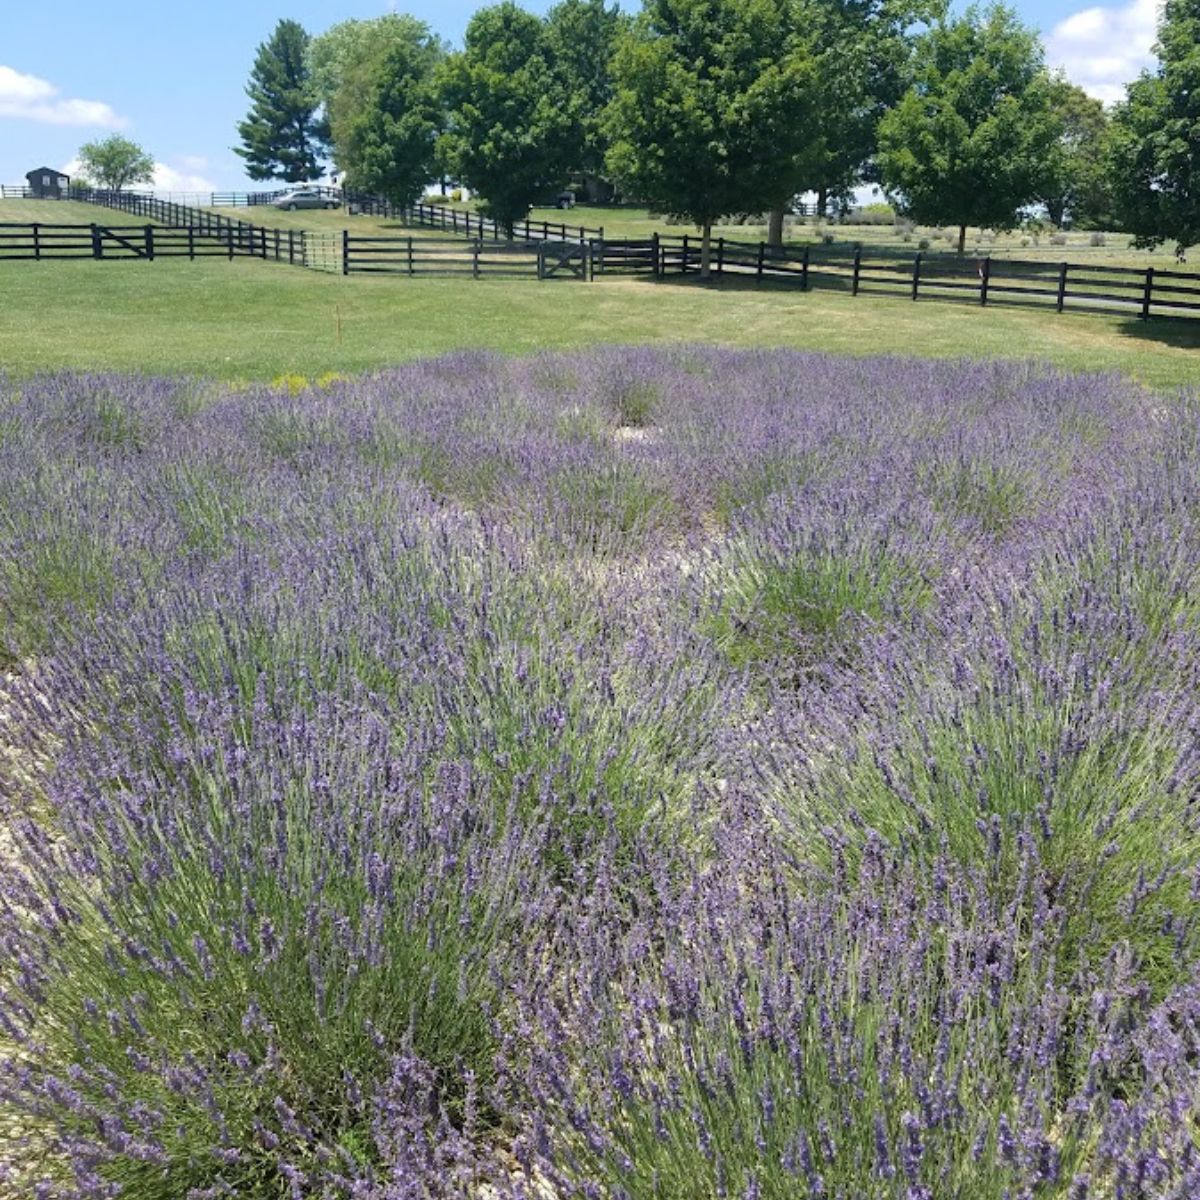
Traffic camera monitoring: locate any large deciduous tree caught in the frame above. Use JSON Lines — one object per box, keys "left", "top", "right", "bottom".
{"left": 545, "top": 0, "right": 628, "bottom": 198}
{"left": 438, "top": 3, "right": 574, "bottom": 236}
{"left": 1109, "top": 0, "right": 1200, "bottom": 257}
{"left": 605, "top": 0, "right": 819, "bottom": 276}
{"left": 236, "top": 19, "right": 327, "bottom": 183}
{"left": 1037, "top": 79, "right": 1115, "bottom": 229}
{"left": 346, "top": 38, "right": 443, "bottom": 205}
{"left": 76, "top": 135, "right": 154, "bottom": 192}
{"left": 309, "top": 15, "right": 447, "bottom": 188}
{"left": 876, "top": 4, "right": 1061, "bottom": 254}
{"left": 778, "top": 0, "right": 945, "bottom": 241}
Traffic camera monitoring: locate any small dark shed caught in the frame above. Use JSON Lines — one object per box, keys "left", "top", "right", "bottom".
{"left": 26, "top": 167, "right": 70, "bottom": 198}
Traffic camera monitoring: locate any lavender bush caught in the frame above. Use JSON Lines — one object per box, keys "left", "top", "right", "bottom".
{"left": 0, "top": 352, "right": 1196, "bottom": 1196}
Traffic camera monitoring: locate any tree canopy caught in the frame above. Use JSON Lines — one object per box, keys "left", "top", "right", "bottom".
{"left": 438, "top": 3, "right": 575, "bottom": 235}
{"left": 345, "top": 37, "right": 443, "bottom": 205}
{"left": 876, "top": 4, "right": 1062, "bottom": 253}
{"left": 309, "top": 16, "right": 447, "bottom": 187}
{"left": 1037, "top": 79, "right": 1114, "bottom": 229}
{"left": 605, "top": 0, "right": 819, "bottom": 275}
{"left": 76, "top": 135, "right": 154, "bottom": 192}
{"left": 236, "top": 19, "right": 328, "bottom": 183}
{"left": 1109, "top": 0, "right": 1200, "bottom": 257}
{"left": 545, "top": 0, "right": 629, "bottom": 188}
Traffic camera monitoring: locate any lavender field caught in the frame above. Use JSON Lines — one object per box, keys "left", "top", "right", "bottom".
{"left": 1, "top": 349, "right": 1198, "bottom": 1198}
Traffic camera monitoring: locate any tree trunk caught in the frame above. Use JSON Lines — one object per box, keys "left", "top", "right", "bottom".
{"left": 700, "top": 220, "right": 712, "bottom": 280}
{"left": 817, "top": 187, "right": 828, "bottom": 218}
{"left": 767, "top": 205, "right": 786, "bottom": 248}
{"left": 958, "top": 224, "right": 967, "bottom": 255}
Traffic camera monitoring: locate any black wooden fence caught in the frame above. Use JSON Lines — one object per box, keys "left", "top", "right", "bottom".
{"left": 342, "top": 234, "right": 592, "bottom": 279}
{"left": 0, "top": 221, "right": 331, "bottom": 267}
{"left": 5, "top": 187, "right": 1197, "bottom": 320}
{"left": 596, "top": 233, "right": 1200, "bottom": 320}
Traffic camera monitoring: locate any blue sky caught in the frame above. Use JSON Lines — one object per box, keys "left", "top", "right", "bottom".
{"left": 1, "top": 0, "right": 1163, "bottom": 193}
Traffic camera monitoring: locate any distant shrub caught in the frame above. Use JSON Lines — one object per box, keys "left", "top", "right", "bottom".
{"left": 918, "top": 238, "right": 930, "bottom": 250}
{"left": 842, "top": 204, "right": 896, "bottom": 226}
{"left": 1090, "top": 231, "right": 1107, "bottom": 247}
{"left": 451, "top": 188, "right": 463, "bottom": 203}
{"left": 1050, "top": 232, "right": 1068, "bottom": 246}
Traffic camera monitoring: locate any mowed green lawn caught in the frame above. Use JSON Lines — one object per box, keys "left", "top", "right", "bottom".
{"left": 0, "top": 199, "right": 166, "bottom": 225}
{"left": 1, "top": 254, "right": 1196, "bottom": 388}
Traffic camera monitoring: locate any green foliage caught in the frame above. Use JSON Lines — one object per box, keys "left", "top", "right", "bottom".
{"left": 1037, "top": 79, "right": 1116, "bottom": 229}
{"left": 438, "top": 3, "right": 575, "bottom": 235}
{"left": 605, "top": 0, "right": 820, "bottom": 274}
{"left": 545, "top": 0, "right": 629, "bottom": 182}
{"left": 347, "top": 38, "right": 443, "bottom": 206}
{"left": 236, "top": 19, "right": 328, "bottom": 183}
{"left": 706, "top": 531, "right": 933, "bottom": 672}
{"left": 877, "top": 4, "right": 1063, "bottom": 252}
{"left": 802, "top": 0, "right": 947, "bottom": 217}
{"left": 308, "top": 15, "right": 447, "bottom": 190}
{"left": 76, "top": 135, "right": 154, "bottom": 192}
{"left": 1109, "top": 0, "right": 1200, "bottom": 256}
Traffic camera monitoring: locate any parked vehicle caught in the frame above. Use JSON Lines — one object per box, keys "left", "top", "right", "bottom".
{"left": 274, "top": 190, "right": 339, "bottom": 211}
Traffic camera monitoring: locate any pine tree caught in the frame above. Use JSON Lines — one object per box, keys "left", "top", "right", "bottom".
{"left": 236, "top": 19, "right": 327, "bottom": 183}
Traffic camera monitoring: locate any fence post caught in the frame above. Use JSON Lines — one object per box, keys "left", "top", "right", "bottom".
{"left": 188, "top": 227, "right": 195, "bottom": 260}
{"left": 682, "top": 235, "right": 689, "bottom": 274}
{"left": 852, "top": 247, "right": 862, "bottom": 296}
{"left": 31, "top": 223, "right": 40, "bottom": 261}
{"left": 274, "top": 229, "right": 280, "bottom": 261}
{"left": 537, "top": 242, "right": 545, "bottom": 281}
{"left": 473, "top": 239, "right": 481, "bottom": 278}
{"left": 1057, "top": 262, "right": 1068, "bottom": 313}
{"left": 802, "top": 245, "right": 810, "bottom": 291}
{"left": 980, "top": 256, "right": 990, "bottom": 306}
{"left": 408, "top": 236, "right": 414, "bottom": 276}
{"left": 652, "top": 232, "right": 660, "bottom": 278}
{"left": 756, "top": 242, "right": 765, "bottom": 281}
{"left": 145, "top": 224, "right": 155, "bottom": 261}
{"left": 343, "top": 229, "right": 349, "bottom": 275}
{"left": 1141, "top": 267, "right": 1154, "bottom": 320}
{"left": 227, "top": 226, "right": 234, "bottom": 260}
{"left": 91, "top": 223, "right": 102, "bottom": 260}
{"left": 911, "top": 252, "right": 921, "bottom": 301}
{"left": 260, "top": 228, "right": 267, "bottom": 260}
{"left": 717, "top": 237, "right": 725, "bottom": 278}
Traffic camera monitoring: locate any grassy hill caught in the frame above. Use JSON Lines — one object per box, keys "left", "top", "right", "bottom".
{"left": 0, "top": 198, "right": 166, "bottom": 225}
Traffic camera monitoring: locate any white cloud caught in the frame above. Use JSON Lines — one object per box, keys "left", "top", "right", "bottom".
{"left": 0, "top": 64, "right": 126, "bottom": 127}
{"left": 1046, "top": 0, "right": 1161, "bottom": 105}
{"left": 61, "top": 156, "right": 217, "bottom": 195}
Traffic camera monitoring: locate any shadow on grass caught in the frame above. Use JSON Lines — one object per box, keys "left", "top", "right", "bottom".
{"left": 1114, "top": 317, "right": 1200, "bottom": 352}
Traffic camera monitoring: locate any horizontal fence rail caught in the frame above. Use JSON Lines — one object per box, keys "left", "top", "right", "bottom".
{"left": 4, "top": 190, "right": 1195, "bottom": 320}
{"left": 0, "top": 221, "right": 317, "bottom": 266}
{"left": 343, "top": 235, "right": 593, "bottom": 280}
{"left": 595, "top": 234, "right": 1200, "bottom": 320}
{"left": 63, "top": 188, "right": 309, "bottom": 268}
